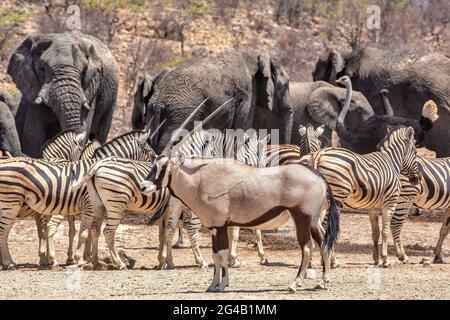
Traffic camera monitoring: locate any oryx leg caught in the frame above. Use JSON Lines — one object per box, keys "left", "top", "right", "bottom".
{"left": 0, "top": 205, "right": 21, "bottom": 270}
{"left": 289, "top": 209, "right": 312, "bottom": 292}
{"left": 66, "top": 215, "right": 76, "bottom": 265}
{"left": 368, "top": 209, "right": 381, "bottom": 266}
{"left": 207, "top": 226, "right": 229, "bottom": 292}
{"left": 35, "top": 214, "right": 49, "bottom": 266}
{"left": 228, "top": 226, "right": 241, "bottom": 267}
{"left": 311, "top": 218, "right": 330, "bottom": 284}
{"left": 45, "top": 214, "right": 64, "bottom": 268}
{"left": 381, "top": 206, "right": 396, "bottom": 268}
{"left": 255, "top": 230, "right": 269, "bottom": 265}
{"left": 433, "top": 209, "right": 450, "bottom": 264}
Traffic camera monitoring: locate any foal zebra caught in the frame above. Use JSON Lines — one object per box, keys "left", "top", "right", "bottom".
{"left": 228, "top": 124, "right": 325, "bottom": 267}
{"left": 0, "top": 131, "right": 153, "bottom": 269}
{"left": 309, "top": 127, "right": 419, "bottom": 267}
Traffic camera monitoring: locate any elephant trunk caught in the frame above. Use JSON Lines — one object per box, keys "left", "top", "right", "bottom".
{"left": 48, "top": 65, "right": 86, "bottom": 131}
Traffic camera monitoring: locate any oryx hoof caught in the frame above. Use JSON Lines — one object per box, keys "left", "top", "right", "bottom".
{"left": 38, "top": 255, "right": 47, "bottom": 267}
{"left": 260, "top": 257, "right": 270, "bottom": 265}
{"left": 313, "top": 281, "right": 327, "bottom": 290}
{"left": 206, "top": 286, "right": 224, "bottom": 293}
{"left": 288, "top": 284, "right": 297, "bottom": 293}
{"left": 305, "top": 268, "right": 317, "bottom": 280}
{"left": 157, "top": 263, "right": 174, "bottom": 270}
{"left": 433, "top": 255, "right": 444, "bottom": 264}
{"left": 199, "top": 262, "right": 209, "bottom": 269}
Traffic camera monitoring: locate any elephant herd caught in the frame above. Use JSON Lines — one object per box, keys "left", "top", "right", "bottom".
{"left": 2, "top": 31, "right": 449, "bottom": 161}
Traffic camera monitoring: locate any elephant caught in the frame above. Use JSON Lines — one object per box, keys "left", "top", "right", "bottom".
{"left": 312, "top": 46, "right": 450, "bottom": 157}
{"left": 288, "top": 81, "right": 374, "bottom": 148}
{"left": 7, "top": 31, "right": 118, "bottom": 157}
{"left": 132, "top": 51, "right": 294, "bottom": 153}
{"left": 0, "top": 90, "right": 22, "bottom": 156}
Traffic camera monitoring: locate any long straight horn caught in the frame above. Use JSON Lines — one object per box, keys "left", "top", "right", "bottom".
{"left": 175, "top": 97, "right": 235, "bottom": 149}
{"left": 161, "top": 97, "right": 210, "bottom": 154}
{"left": 145, "top": 115, "right": 155, "bottom": 132}
{"left": 150, "top": 119, "right": 167, "bottom": 140}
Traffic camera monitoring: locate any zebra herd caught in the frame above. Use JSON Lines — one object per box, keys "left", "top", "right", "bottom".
{"left": 0, "top": 91, "right": 449, "bottom": 292}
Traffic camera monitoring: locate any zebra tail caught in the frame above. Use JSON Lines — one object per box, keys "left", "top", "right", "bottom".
{"left": 147, "top": 192, "right": 170, "bottom": 225}
{"left": 324, "top": 184, "right": 340, "bottom": 252}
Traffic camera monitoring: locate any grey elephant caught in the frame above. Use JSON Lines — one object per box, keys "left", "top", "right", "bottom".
{"left": 289, "top": 81, "right": 374, "bottom": 148}
{"left": 8, "top": 31, "right": 118, "bottom": 157}
{"left": 0, "top": 90, "right": 22, "bottom": 156}
{"left": 313, "top": 46, "right": 450, "bottom": 157}
{"left": 132, "top": 51, "right": 293, "bottom": 153}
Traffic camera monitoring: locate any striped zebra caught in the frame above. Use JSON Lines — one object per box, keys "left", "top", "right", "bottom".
{"left": 0, "top": 149, "right": 12, "bottom": 158}
{"left": 228, "top": 124, "right": 325, "bottom": 267}
{"left": 309, "top": 127, "right": 419, "bottom": 267}
{"left": 0, "top": 130, "right": 153, "bottom": 269}
{"left": 386, "top": 156, "right": 450, "bottom": 264}
{"left": 80, "top": 140, "right": 102, "bottom": 159}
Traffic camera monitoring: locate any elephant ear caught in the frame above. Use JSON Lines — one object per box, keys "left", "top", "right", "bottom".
{"left": 329, "top": 50, "right": 345, "bottom": 83}
{"left": 82, "top": 44, "right": 103, "bottom": 106}
{"left": 7, "top": 33, "right": 51, "bottom": 102}
{"left": 132, "top": 69, "right": 170, "bottom": 130}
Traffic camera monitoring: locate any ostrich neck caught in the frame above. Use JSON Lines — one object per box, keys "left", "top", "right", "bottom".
{"left": 337, "top": 81, "right": 352, "bottom": 125}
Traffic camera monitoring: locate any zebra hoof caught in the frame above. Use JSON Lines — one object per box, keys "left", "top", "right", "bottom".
{"left": 433, "top": 256, "right": 444, "bottom": 264}
{"left": 305, "top": 268, "right": 317, "bottom": 280}
{"left": 199, "top": 262, "right": 209, "bottom": 269}
{"left": 229, "top": 260, "right": 241, "bottom": 268}
{"left": 288, "top": 284, "right": 297, "bottom": 293}
{"left": 3, "top": 263, "right": 18, "bottom": 270}
{"left": 382, "top": 260, "right": 394, "bottom": 268}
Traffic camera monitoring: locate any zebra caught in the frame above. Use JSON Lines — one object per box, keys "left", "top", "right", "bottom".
{"left": 0, "top": 130, "right": 153, "bottom": 269}
{"left": 80, "top": 140, "right": 102, "bottom": 160}
{"left": 228, "top": 124, "right": 325, "bottom": 267}
{"left": 309, "top": 127, "right": 419, "bottom": 267}
{"left": 384, "top": 156, "right": 450, "bottom": 264}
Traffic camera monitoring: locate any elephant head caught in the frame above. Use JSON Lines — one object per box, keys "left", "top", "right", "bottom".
{"left": 7, "top": 32, "right": 103, "bottom": 133}
{"left": 306, "top": 86, "right": 374, "bottom": 132}
{"left": 256, "top": 53, "right": 293, "bottom": 145}
{"left": 0, "top": 100, "right": 22, "bottom": 156}
{"left": 132, "top": 69, "right": 171, "bottom": 145}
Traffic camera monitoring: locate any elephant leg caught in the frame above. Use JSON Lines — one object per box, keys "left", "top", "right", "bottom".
{"left": 90, "top": 100, "right": 114, "bottom": 143}
{"left": 233, "top": 100, "right": 254, "bottom": 132}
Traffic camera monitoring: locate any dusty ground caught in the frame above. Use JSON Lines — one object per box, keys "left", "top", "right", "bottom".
{"left": 0, "top": 212, "right": 449, "bottom": 300}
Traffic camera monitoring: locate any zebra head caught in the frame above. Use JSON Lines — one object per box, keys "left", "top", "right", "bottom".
{"left": 298, "top": 124, "right": 324, "bottom": 156}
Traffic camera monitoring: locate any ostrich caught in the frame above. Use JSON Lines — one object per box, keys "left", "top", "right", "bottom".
{"left": 335, "top": 76, "right": 439, "bottom": 154}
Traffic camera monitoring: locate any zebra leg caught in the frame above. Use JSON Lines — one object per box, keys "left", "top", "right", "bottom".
{"left": 75, "top": 211, "right": 97, "bottom": 266}
{"left": 66, "top": 215, "right": 76, "bottom": 265}
{"left": 0, "top": 206, "right": 20, "bottom": 270}
{"left": 380, "top": 207, "right": 396, "bottom": 268}
{"left": 103, "top": 211, "right": 126, "bottom": 270}
{"left": 173, "top": 227, "right": 184, "bottom": 248}
{"left": 184, "top": 214, "right": 208, "bottom": 269}
{"left": 390, "top": 203, "right": 412, "bottom": 264}
{"left": 433, "top": 209, "right": 450, "bottom": 264}
{"left": 255, "top": 230, "right": 269, "bottom": 265}
{"left": 228, "top": 226, "right": 241, "bottom": 268}
{"left": 157, "top": 208, "right": 177, "bottom": 270}
{"left": 368, "top": 209, "right": 381, "bottom": 266}
{"left": 45, "top": 214, "right": 64, "bottom": 268}
{"left": 35, "top": 214, "right": 48, "bottom": 267}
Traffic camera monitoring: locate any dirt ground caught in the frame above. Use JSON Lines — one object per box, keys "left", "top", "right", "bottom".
{"left": 0, "top": 212, "right": 449, "bottom": 300}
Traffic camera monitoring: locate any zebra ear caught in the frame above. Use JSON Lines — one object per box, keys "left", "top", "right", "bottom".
{"left": 315, "top": 125, "right": 325, "bottom": 137}
{"left": 258, "top": 134, "right": 270, "bottom": 146}
{"left": 298, "top": 125, "right": 306, "bottom": 137}
{"left": 405, "top": 127, "right": 415, "bottom": 141}
{"left": 138, "top": 130, "right": 151, "bottom": 144}
{"left": 75, "top": 132, "right": 87, "bottom": 145}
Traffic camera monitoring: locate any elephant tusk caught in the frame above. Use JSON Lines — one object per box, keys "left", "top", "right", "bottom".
{"left": 83, "top": 101, "right": 91, "bottom": 111}
{"left": 34, "top": 96, "right": 43, "bottom": 105}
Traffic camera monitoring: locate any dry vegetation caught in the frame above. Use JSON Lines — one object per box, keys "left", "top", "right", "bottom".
{"left": 0, "top": 0, "right": 449, "bottom": 136}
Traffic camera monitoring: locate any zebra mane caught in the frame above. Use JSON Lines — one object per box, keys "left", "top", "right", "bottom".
{"left": 376, "top": 127, "right": 406, "bottom": 152}
{"left": 92, "top": 130, "right": 146, "bottom": 157}
{"left": 40, "top": 130, "right": 79, "bottom": 157}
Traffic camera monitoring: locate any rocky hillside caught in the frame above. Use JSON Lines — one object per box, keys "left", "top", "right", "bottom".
{"left": 1, "top": 0, "right": 449, "bottom": 136}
